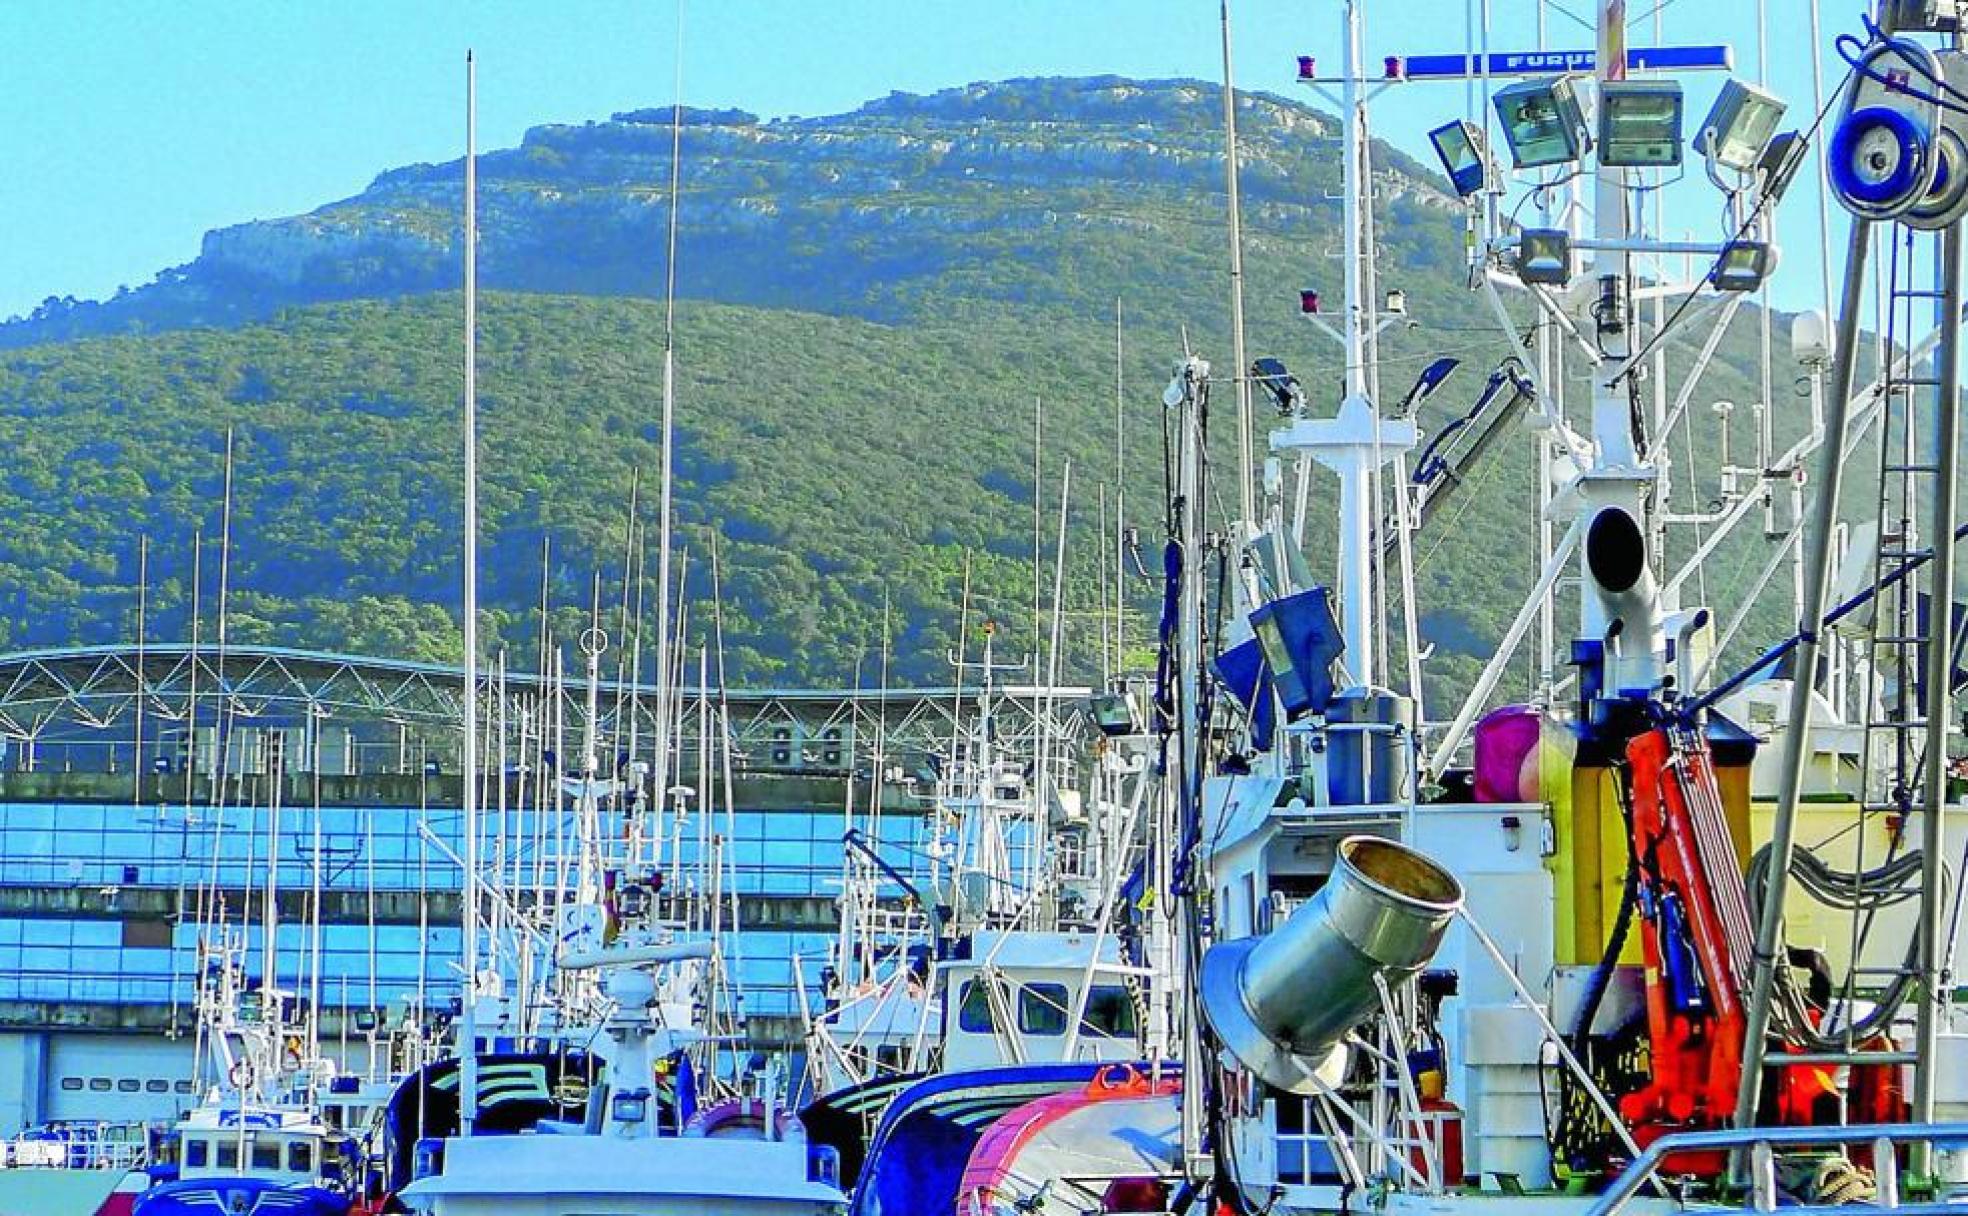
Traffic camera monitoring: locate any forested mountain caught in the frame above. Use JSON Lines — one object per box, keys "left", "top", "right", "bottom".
{"left": 0, "top": 77, "right": 1791, "bottom": 699}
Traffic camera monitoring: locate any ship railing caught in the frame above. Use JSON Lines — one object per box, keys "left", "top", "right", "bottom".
{"left": 1589, "top": 1122, "right": 1968, "bottom": 1215}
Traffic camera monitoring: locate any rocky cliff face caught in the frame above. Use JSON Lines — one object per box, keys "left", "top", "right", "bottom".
{"left": 4, "top": 76, "right": 1451, "bottom": 345}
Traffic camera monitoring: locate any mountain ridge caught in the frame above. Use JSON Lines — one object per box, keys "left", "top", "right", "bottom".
{"left": 0, "top": 74, "right": 1792, "bottom": 698}
{"left": 3, "top": 75, "right": 1446, "bottom": 345}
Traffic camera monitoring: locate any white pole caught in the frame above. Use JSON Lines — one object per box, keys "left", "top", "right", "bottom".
{"left": 1337, "top": 0, "right": 1375, "bottom": 681}
{"left": 1220, "top": 0, "right": 1255, "bottom": 526}
{"left": 651, "top": 0, "right": 686, "bottom": 866}
{"left": 459, "top": 48, "right": 482, "bottom": 1137}
{"left": 1340, "top": 2, "right": 1367, "bottom": 406}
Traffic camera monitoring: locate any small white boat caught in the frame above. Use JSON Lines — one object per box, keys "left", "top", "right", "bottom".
{"left": 400, "top": 952, "right": 845, "bottom": 1216}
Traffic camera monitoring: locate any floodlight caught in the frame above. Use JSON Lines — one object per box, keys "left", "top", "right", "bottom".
{"left": 1428, "top": 119, "right": 1494, "bottom": 196}
{"left": 1492, "top": 76, "right": 1587, "bottom": 169}
{"left": 1250, "top": 586, "right": 1344, "bottom": 721}
{"left": 1516, "top": 228, "right": 1573, "bottom": 286}
{"left": 1696, "top": 79, "right": 1788, "bottom": 171}
{"left": 1598, "top": 80, "right": 1685, "bottom": 168}
{"left": 1251, "top": 356, "right": 1304, "bottom": 415}
{"left": 611, "top": 1087, "right": 650, "bottom": 1125}
{"left": 1398, "top": 357, "right": 1460, "bottom": 413}
{"left": 1710, "top": 240, "right": 1778, "bottom": 292}
{"left": 1384, "top": 289, "right": 1408, "bottom": 316}
{"left": 1757, "top": 130, "right": 1809, "bottom": 202}
{"left": 1087, "top": 691, "right": 1142, "bottom": 738}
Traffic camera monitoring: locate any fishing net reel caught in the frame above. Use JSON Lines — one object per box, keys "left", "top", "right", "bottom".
{"left": 1830, "top": 20, "right": 1968, "bottom": 228}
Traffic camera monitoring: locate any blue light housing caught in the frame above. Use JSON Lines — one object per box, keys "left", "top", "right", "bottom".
{"left": 1249, "top": 587, "right": 1344, "bottom": 721}
{"left": 1428, "top": 119, "right": 1492, "bottom": 197}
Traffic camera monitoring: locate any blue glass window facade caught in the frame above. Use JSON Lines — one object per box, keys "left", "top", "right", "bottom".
{"left": 0, "top": 795, "right": 926, "bottom": 1022}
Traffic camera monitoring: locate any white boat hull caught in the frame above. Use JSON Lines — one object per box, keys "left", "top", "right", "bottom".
{"left": 399, "top": 1133, "right": 845, "bottom": 1216}
{"left": 0, "top": 1167, "right": 124, "bottom": 1216}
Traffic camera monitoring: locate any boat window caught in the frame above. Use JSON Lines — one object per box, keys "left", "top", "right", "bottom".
{"left": 215, "top": 1140, "right": 239, "bottom": 1169}
{"left": 175, "top": 1080, "right": 195, "bottom": 1094}
{"left": 117, "top": 1079, "right": 140, "bottom": 1093}
{"left": 289, "top": 1140, "right": 313, "bottom": 1173}
{"left": 60, "top": 1077, "right": 82, "bottom": 1091}
{"left": 184, "top": 1140, "right": 208, "bottom": 1169}
{"left": 1082, "top": 985, "right": 1138, "bottom": 1037}
{"left": 957, "top": 980, "right": 996, "bottom": 1032}
{"left": 88, "top": 1078, "right": 112, "bottom": 1092}
{"left": 145, "top": 1080, "right": 169, "bottom": 1093}
{"left": 1018, "top": 983, "right": 1070, "bottom": 1036}
{"left": 251, "top": 1139, "right": 282, "bottom": 1171}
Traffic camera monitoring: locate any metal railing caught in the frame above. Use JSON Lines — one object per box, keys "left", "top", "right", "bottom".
{"left": 1590, "top": 1122, "right": 1968, "bottom": 1215}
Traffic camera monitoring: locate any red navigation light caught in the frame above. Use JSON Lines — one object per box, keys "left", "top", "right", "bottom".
{"left": 1299, "top": 289, "right": 1321, "bottom": 315}
{"left": 1384, "top": 56, "right": 1405, "bottom": 80}
{"left": 1297, "top": 55, "right": 1316, "bottom": 80}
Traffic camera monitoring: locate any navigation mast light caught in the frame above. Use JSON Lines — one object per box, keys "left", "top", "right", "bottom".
{"left": 1696, "top": 79, "right": 1789, "bottom": 171}
{"left": 1597, "top": 80, "right": 1685, "bottom": 168}
{"left": 1491, "top": 75, "right": 1587, "bottom": 169}
{"left": 1427, "top": 118, "right": 1494, "bottom": 197}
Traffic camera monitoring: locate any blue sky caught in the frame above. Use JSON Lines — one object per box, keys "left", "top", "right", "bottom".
{"left": 1, "top": 1, "right": 1846, "bottom": 320}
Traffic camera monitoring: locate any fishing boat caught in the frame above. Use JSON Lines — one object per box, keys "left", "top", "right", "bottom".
{"left": 132, "top": 941, "right": 363, "bottom": 1216}
{"left": 806, "top": 624, "right": 1156, "bottom": 1088}
{"left": 825, "top": 2, "right": 1968, "bottom": 1213}
{"left": 397, "top": 927, "right": 844, "bottom": 1216}
{"left": 0, "top": 1122, "right": 148, "bottom": 1216}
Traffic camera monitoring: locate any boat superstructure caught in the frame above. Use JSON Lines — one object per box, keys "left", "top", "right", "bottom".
{"left": 1178, "top": 1, "right": 1968, "bottom": 1212}
{"left": 822, "top": 2, "right": 1968, "bottom": 1215}
{"left": 133, "top": 931, "right": 360, "bottom": 1216}
{"left": 805, "top": 627, "right": 1160, "bottom": 1099}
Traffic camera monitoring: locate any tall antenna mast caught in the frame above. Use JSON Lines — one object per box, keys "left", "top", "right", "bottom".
{"left": 133, "top": 534, "right": 147, "bottom": 806}
{"left": 651, "top": 0, "right": 686, "bottom": 830}
{"left": 458, "top": 46, "right": 483, "bottom": 1138}
{"left": 1220, "top": 0, "right": 1256, "bottom": 526}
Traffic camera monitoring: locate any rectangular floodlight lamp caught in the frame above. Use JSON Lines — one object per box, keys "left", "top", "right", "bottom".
{"left": 1598, "top": 80, "right": 1684, "bottom": 167}
{"left": 1088, "top": 691, "right": 1141, "bottom": 738}
{"left": 1517, "top": 229, "right": 1573, "bottom": 286}
{"left": 1428, "top": 119, "right": 1493, "bottom": 196}
{"left": 1696, "top": 79, "right": 1788, "bottom": 171}
{"left": 1710, "top": 240, "right": 1776, "bottom": 292}
{"left": 1492, "top": 76, "right": 1586, "bottom": 170}
{"left": 1757, "top": 129, "right": 1809, "bottom": 201}
{"left": 1250, "top": 586, "right": 1342, "bottom": 721}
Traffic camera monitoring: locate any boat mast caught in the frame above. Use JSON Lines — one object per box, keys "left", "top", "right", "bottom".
{"left": 1275, "top": 0, "right": 1413, "bottom": 692}
{"left": 1220, "top": 0, "right": 1255, "bottom": 527}
{"left": 459, "top": 46, "right": 482, "bottom": 1137}
{"left": 650, "top": 0, "right": 685, "bottom": 851}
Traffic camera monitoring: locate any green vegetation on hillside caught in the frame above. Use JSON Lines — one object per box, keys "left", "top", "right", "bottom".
{"left": 0, "top": 76, "right": 1822, "bottom": 710}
